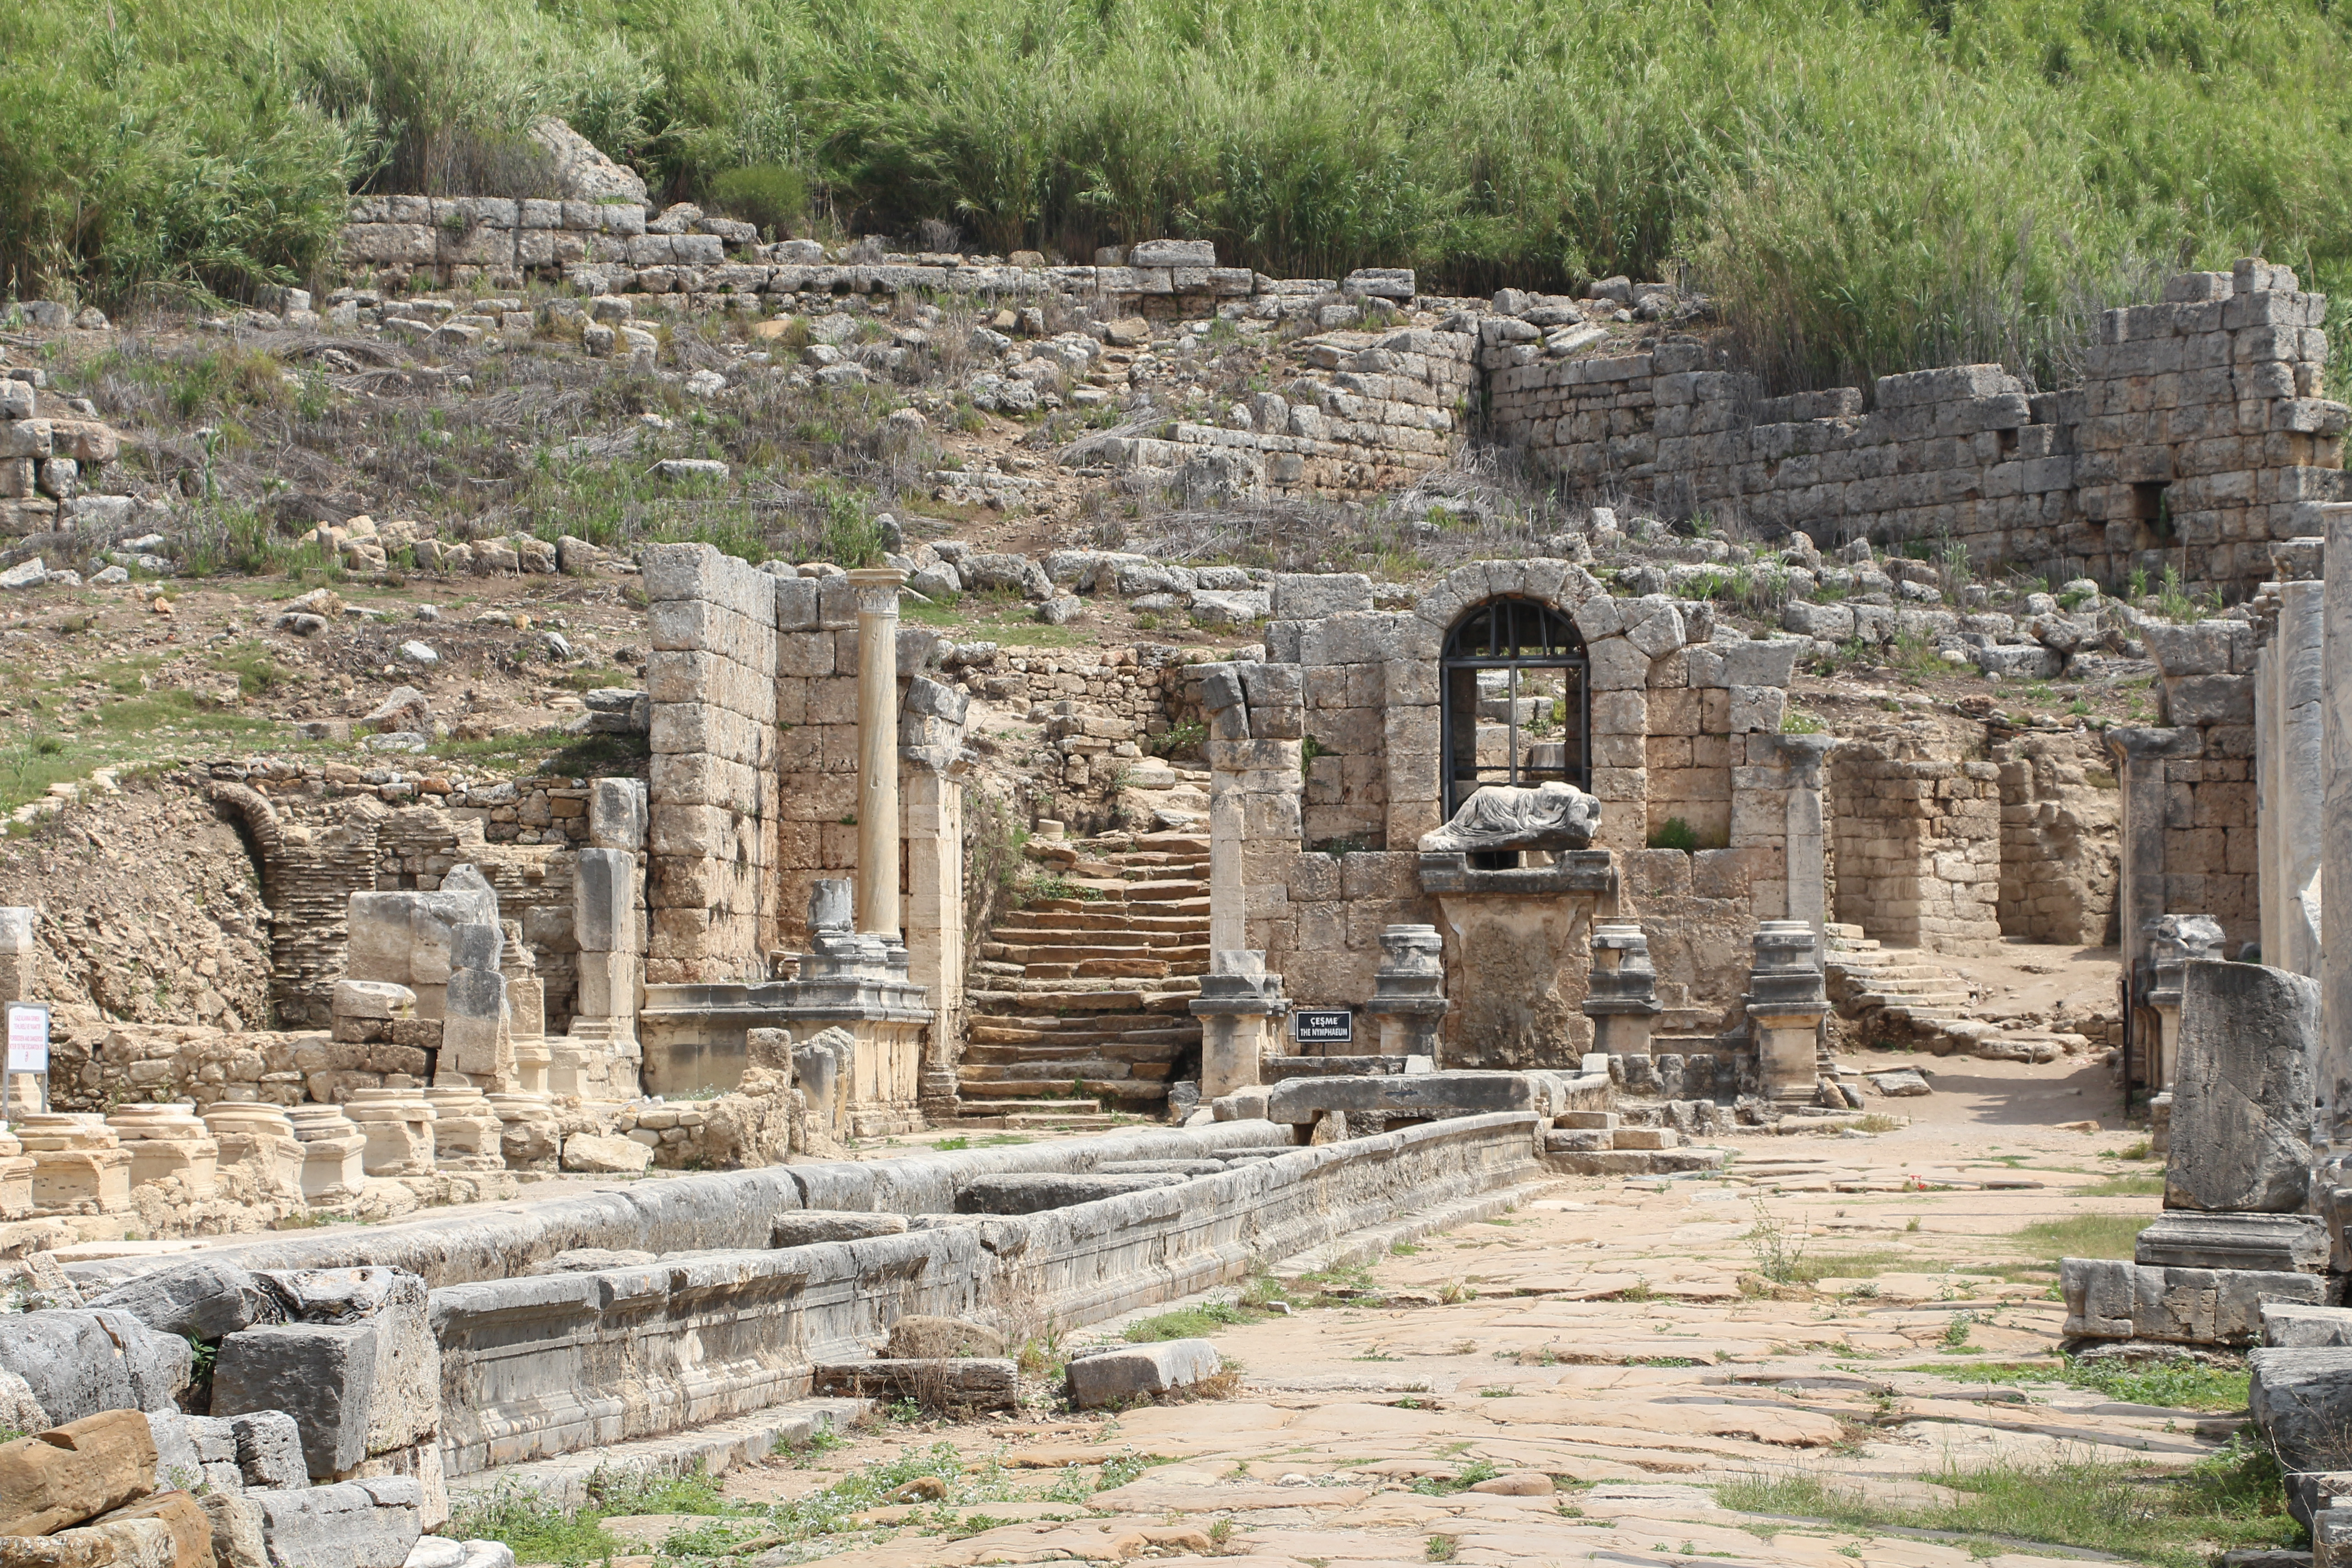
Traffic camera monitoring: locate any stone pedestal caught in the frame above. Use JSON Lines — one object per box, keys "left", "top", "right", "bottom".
{"left": 286, "top": 1104, "right": 368, "bottom": 1203}
{"left": 2144, "top": 913, "right": 2225, "bottom": 1089}
{"left": 342, "top": 1089, "right": 437, "bottom": 1177}
{"left": 1364, "top": 925, "right": 1447, "bottom": 1058}
{"left": 105, "top": 1104, "right": 220, "bottom": 1198}
{"left": 513, "top": 1038, "right": 551, "bottom": 1098}
{"left": 0, "top": 1132, "right": 32, "bottom": 1219}
{"left": 1190, "top": 952, "right": 1288, "bottom": 1100}
{"left": 423, "top": 1086, "right": 505, "bottom": 1170}
{"left": 20, "top": 1114, "right": 132, "bottom": 1215}
{"left": 773, "top": 881, "right": 929, "bottom": 1138}
{"left": 1745, "top": 921, "right": 1830, "bottom": 1106}
{"left": 1583, "top": 920, "right": 1662, "bottom": 1057}
{"left": 202, "top": 1102, "right": 306, "bottom": 1194}
{"left": 1421, "top": 849, "right": 1617, "bottom": 1069}
{"left": 487, "top": 1093, "right": 561, "bottom": 1170}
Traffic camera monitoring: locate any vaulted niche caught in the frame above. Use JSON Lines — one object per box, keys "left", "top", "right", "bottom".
{"left": 1440, "top": 596, "right": 1590, "bottom": 828}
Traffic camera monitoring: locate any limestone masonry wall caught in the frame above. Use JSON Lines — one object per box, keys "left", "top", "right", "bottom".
{"left": 1486, "top": 260, "right": 2346, "bottom": 597}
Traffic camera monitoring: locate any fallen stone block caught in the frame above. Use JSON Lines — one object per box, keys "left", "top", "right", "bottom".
{"left": 1542, "top": 1131, "right": 1612, "bottom": 1154}
{"left": 198, "top": 1493, "right": 268, "bottom": 1568}
{"left": 86, "top": 1264, "right": 274, "bottom": 1343}
{"left": 212, "top": 1325, "right": 377, "bottom": 1479}
{"left": 1866, "top": 1069, "right": 1932, "bottom": 1097}
{"left": 2169, "top": 960, "right": 2319, "bottom": 1213}
{"left": 2137, "top": 1212, "right": 2330, "bottom": 1273}
{"left": 0, "top": 1515, "right": 181, "bottom": 1568}
{"left": 1066, "top": 1341, "right": 1223, "bottom": 1409}
{"left": 0, "top": 1312, "right": 191, "bottom": 1425}
{"left": 144, "top": 1415, "right": 242, "bottom": 1497}
{"left": 1264, "top": 1071, "right": 1556, "bottom": 1124}
{"left": 1613, "top": 1127, "right": 1680, "bottom": 1151}
{"left": 92, "top": 1491, "right": 212, "bottom": 1568}
{"left": 228, "top": 1414, "right": 305, "bottom": 1492}
{"left": 768, "top": 1212, "right": 910, "bottom": 1248}
{"left": 2268, "top": 1306, "right": 2352, "bottom": 1348}
{"left": 557, "top": 1135, "right": 651, "bottom": 1176}
{"left": 953, "top": 1174, "right": 1185, "bottom": 1215}
{"left": 882, "top": 1317, "right": 1005, "bottom": 1359}
{"left": 254, "top": 1479, "right": 420, "bottom": 1568}
{"left": 809, "top": 1358, "right": 1016, "bottom": 1411}
{"left": 252, "top": 1270, "right": 437, "bottom": 1462}
{"left": 0, "top": 1410, "right": 159, "bottom": 1535}
{"left": 2254, "top": 1348, "right": 2352, "bottom": 1484}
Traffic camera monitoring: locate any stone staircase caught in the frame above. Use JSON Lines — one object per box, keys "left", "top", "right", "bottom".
{"left": 958, "top": 830, "right": 1211, "bottom": 1126}
{"left": 1822, "top": 923, "right": 2077, "bottom": 1063}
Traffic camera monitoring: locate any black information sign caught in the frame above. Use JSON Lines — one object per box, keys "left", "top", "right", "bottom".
{"left": 1293, "top": 1009, "right": 1355, "bottom": 1045}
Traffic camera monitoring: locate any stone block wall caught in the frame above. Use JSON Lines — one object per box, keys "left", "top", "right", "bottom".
{"left": 1203, "top": 559, "right": 1809, "bottom": 1019}
{"left": 764, "top": 572, "right": 864, "bottom": 961}
{"left": 2, "top": 370, "right": 128, "bottom": 539}
{"left": 1994, "top": 732, "right": 2122, "bottom": 947}
{"left": 1830, "top": 732, "right": 2004, "bottom": 955}
{"left": 644, "top": 543, "right": 783, "bottom": 984}
{"left": 341, "top": 196, "right": 661, "bottom": 287}
{"left": 1486, "top": 261, "right": 2347, "bottom": 599}
{"left": 2137, "top": 617, "right": 2262, "bottom": 949}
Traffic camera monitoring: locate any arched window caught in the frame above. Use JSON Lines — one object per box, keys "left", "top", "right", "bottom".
{"left": 1441, "top": 597, "right": 1589, "bottom": 821}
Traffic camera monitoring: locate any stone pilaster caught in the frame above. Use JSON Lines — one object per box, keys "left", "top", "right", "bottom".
{"left": 1775, "top": 734, "right": 1835, "bottom": 959}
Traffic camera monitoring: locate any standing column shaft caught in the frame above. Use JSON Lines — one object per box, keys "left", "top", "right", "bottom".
{"left": 849, "top": 567, "right": 908, "bottom": 937}
{"left": 2322, "top": 506, "right": 2352, "bottom": 1139}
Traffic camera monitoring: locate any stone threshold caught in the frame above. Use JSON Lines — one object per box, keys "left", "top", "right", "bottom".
{"left": 443, "top": 1397, "right": 874, "bottom": 1507}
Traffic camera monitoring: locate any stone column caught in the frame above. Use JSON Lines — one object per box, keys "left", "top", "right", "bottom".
{"left": 1746, "top": 920, "right": 1830, "bottom": 1106}
{"left": 848, "top": 566, "right": 908, "bottom": 939}
{"left": 1776, "top": 735, "right": 1835, "bottom": 961}
{"left": 1190, "top": 951, "right": 1287, "bottom": 1101}
{"left": 1364, "top": 924, "right": 1447, "bottom": 1059}
{"left": 1583, "top": 920, "right": 1662, "bottom": 1057}
{"left": 901, "top": 677, "right": 972, "bottom": 1123}
{"left": 2106, "top": 724, "right": 2206, "bottom": 1091}
{"left": 2322, "top": 503, "right": 2352, "bottom": 1143}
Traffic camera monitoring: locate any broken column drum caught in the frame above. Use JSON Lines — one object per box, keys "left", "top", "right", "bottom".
{"left": 1364, "top": 925, "right": 1447, "bottom": 1058}
{"left": 1582, "top": 920, "right": 1662, "bottom": 1057}
{"left": 1189, "top": 951, "right": 1289, "bottom": 1099}
{"left": 1745, "top": 921, "right": 1829, "bottom": 1105}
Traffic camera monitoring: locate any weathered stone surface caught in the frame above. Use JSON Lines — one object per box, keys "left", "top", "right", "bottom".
{"left": 254, "top": 1479, "right": 421, "bottom": 1568}
{"left": 0, "top": 1517, "right": 182, "bottom": 1568}
{"left": 228, "top": 1414, "right": 304, "bottom": 1493}
{"left": 809, "top": 1358, "right": 1016, "bottom": 1410}
{"left": 86, "top": 1264, "right": 273, "bottom": 1343}
{"left": 528, "top": 1250, "right": 656, "bottom": 1276}
{"left": 1866, "top": 1069, "right": 1932, "bottom": 1097}
{"left": 211, "top": 1325, "right": 377, "bottom": 1479}
{"left": 882, "top": 1316, "right": 1006, "bottom": 1359}
{"left": 1066, "top": 1340, "right": 1223, "bottom": 1408}
{"left": 92, "top": 1492, "right": 211, "bottom": 1568}
{"left": 2168, "top": 960, "right": 2319, "bottom": 1212}
{"left": 2136, "top": 1211, "right": 2330, "bottom": 1273}
{"left": 0, "top": 1313, "right": 190, "bottom": 1426}
{"left": 557, "top": 1135, "right": 651, "bottom": 1175}
{"left": 251, "top": 1270, "right": 436, "bottom": 1462}
{"left": 2266, "top": 1305, "right": 2352, "bottom": 1348}
{"left": 198, "top": 1493, "right": 268, "bottom": 1568}
{"left": 768, "top": 1212, "right": 910, "bottom": 1248}
{"left": 953, "top": 1174, "right": 1185, "bottom": 1215}
{"left": 2254, "top": 1349, "right": 2352, "bottom": 1492}
{"left": 0, "top": 1412, "right": 159, "bottom": 1535}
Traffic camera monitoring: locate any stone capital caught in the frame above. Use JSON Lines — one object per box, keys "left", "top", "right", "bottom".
{"left": 847, "top": 565, "right": 908, "bottom": 619}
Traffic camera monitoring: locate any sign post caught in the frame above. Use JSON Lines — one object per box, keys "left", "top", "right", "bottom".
{"left": 5, "top": 1002, "right": 49, "bottom": 1115}
{"left": 1292, "top": 1009, "right": 1354, "bottom": 1050}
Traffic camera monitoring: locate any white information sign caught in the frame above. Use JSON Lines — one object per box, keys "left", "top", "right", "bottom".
{"left": 6, "top": 1003, "right": 49, "bottom": 1074}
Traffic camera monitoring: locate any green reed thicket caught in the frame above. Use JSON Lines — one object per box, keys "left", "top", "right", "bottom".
{"left": 6, "top": 0, "right": 2351, "bottom": 392}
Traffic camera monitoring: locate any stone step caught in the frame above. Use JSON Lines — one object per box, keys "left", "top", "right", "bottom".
{"left": 960, "top": 1058, "right": 1172, "bottom": 1083}
{"left": 962, "top": 1040, "right": 1195, "bottom": 1065}
{"left": 967, "top": 987, "right": 1200, "bottom": 1014}
{"left": 968, "top": 1012, "right": 1194, "bottom": 1035}
{"left": 954, "top": 1111, "right": 1132, "bottom": 1131}
{"left": 1021, "top": 895, "right": 1211, "bottom": 917}
{"left": 999, "top": 909, "right": 1206, "bottom": 933}
{"left": 991, "top": 938, "right": 1213, "bottom": 963}
{"left": 1847, "top": 990, "right": 1973, "bottom": 1011}
{"left": 957, "top": 1076, "right": 1169, "bottom": 1103}
{"left": 955, "top": 1097, "right": 1104, "bottom": 1117}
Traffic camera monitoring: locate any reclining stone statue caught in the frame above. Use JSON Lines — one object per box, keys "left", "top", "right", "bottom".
{"left": 1418, "top": 780, "right": 1599, "bottom": 854}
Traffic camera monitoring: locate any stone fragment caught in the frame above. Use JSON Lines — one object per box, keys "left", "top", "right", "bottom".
{"left": 251, "top": 1270, "right": 436, "bottom": 1463}
{"left": 0, "top": 1312, "right": 190, "bottom": 1425}
{"left": 1866, "top": 1069, "right": 1932, "bottom": 1097}
{"left": 2136, "top": 1212, "right": 2330, "bottom": 1273}
{"left": 0, "top": 1411, "right": 159, "bottom": 1536}
{"left": 1066, "top": 1340, "right": 1223, "bottom": 1409}
{"left": 2266, "top": 1306, "right": 2352, "bottom": 1349}
{"left": 2168, "top": 961, "right": 2318, "bottom": 1213}
{"left": 528, "top": 1250, "right": 656, "bottom": 1275}
{"left": 768, "top": 1212, "right": 910, "bottom": 1248}
{"left": 254, "top": 1479, "right": 421, "bottom": 1568}
{"left": 2253, "top": 1348, "right": 2352, "bottom": 1508}
{"left": 85, "top": 1264, "right": 273, "bottom": 1343}
{"left": 199, "top": 1493, "right": 269, "bottom": 1568}
{"left": 557, "top": 1135, "right": 651, "bottom": 1175}
{"left": 1467, "top": 1471, "right": 1554, "bottom": 1496}
{"left": 211, "top": 1325, "right": 377, "bottom": 1479}
{"left": 228, "top": 1414, "right": 304, "bottom": 1492}
{"left": 92, "top": 1492, "right": 211, "bottom": 1568}
{"left": 808, "top": 1359, "right": 1016, "bottom": 1410}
